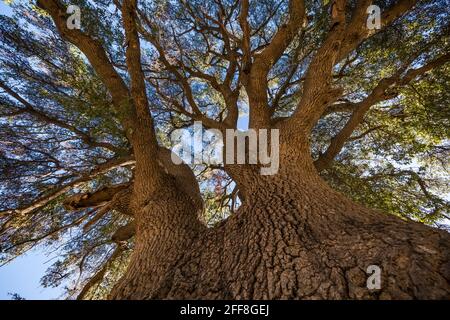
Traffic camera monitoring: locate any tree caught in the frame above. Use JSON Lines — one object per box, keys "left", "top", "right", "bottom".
{"left": 0, "top": 0, "right": 449, "bottom": 299}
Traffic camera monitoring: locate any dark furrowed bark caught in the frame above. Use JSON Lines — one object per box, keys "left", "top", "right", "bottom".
{"left": 108, "top": 150, "right": 450, "bottom": 300}
{"left": 108, "top": 179, "right": 205, "bottom": 299}
{"left": 159, "top": 179, "right": 449, "bottom": 299}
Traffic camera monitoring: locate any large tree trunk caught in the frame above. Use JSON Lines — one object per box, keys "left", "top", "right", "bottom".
{"left": 109, "top": 146, "right": 450, "bottom": 300}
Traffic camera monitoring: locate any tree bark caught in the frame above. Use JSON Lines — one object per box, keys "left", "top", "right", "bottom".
{"left": 109, "top": 147, "right": 450, "bottom": 300}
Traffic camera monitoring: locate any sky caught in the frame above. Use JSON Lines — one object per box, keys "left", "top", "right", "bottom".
{"left": 0, "top": 248, "right": 63, "bottom": 300}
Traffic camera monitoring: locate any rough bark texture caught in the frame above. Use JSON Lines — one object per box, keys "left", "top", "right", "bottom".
{"left": 109, "top": 146, "right": 450, "bottom": 300}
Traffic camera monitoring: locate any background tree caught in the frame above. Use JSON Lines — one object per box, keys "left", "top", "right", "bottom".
{"left": 0, "top": 0, "right": 449, "bottom": 299}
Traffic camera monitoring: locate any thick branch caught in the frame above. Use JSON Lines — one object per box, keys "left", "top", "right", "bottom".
{"left": 63, "top": 183, "right": 130, "bottom": 210}
{"left": 138, "top": 19, "right": 227, "bottom": 130}
{"left": 246, "top": 0, "right": 305, "bottom": 129}
{"left": 315, "top": 53, "right": 450, "bottom": 172}
{"left": 338, "top": 0, "right": 418, "bottom": 62}
{"left": 253, "top": 0, "right": 305, "bottom": 72}
{"left": 1, "top": 156, "right": 134, "bottom": 215}
{"left": 38, "top": 0, "right": 163, "bottom": 199}
{"left": 111, "top": 221, "right": 136, "bottom": 243}
{"left": 36, "top": 0, "right": 130, "bottom": 111}
{"left": 286, "top": 0, "right": 347, "bottom": 134}
{"left": 285, "top": 0, "right": 419, "bottom": 137}
{"left": 239, "top": 0, "right": 251, "bottom": 75}
{"left": 120, "top": 0, "right": 165, "bottom": 196}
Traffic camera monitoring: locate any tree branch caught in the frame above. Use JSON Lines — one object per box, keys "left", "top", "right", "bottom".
{"left": 285, "top": 0, "right": 347, "bottom": 135}
{"left": 38, "top": 0, "right": 164, "bottom": 199}
{"left": 0, "top": 81, "right": 125, "bottom": 154}
{"left": 76, "top": 246, "right": 124, "bottom": 300}
{"left": 138, "top": 18, "right": 229, "bottom": 131}
{"left": 315, "top": 53, "right": 450, "bottom": 172}
{"left": 0, "top": 156, "right": 134, "bottom": 216}
{"left": 246, "top": 0, "right": 305, "bottom": 129}
{"left": 36, "top": 0, "right": 130, "bottom": 112}
{"left": 338, "top": 0, "right": 419, "bottom": 62}
{"left": 285, "top": 0, "right": 419, "bottom": 137}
